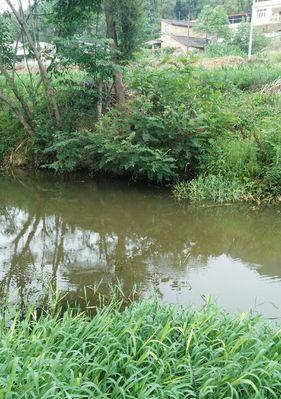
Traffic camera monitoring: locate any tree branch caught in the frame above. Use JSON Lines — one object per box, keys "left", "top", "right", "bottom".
{"left": 5, "top": 0, "right": 62, "bottom": 129}
{"left": 0, "top": 91, "right": 35, "bottom": 135}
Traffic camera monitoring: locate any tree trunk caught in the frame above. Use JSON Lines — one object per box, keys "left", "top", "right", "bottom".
{"left": 0, "top": 92, "right": 35, "bottom": 135}
{"left": 0, "top": 59, "right": 35, "bottom": 131}
{"left": 5, "top": 0, "right": 62, "bottom": 129}
{"left": 114, "top": 68, "right": 126, "bottom": 105}
{"left": 97, "top": 75, "right": 104, "bottom": 120}
{"left": 104, "top": 0, "right": 126, "bottom": 106}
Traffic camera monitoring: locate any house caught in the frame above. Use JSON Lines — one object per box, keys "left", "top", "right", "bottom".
{"left": 160, "top": 36, "right": 207, "bottom": 53}
{"left": 228, "top": 12, "right": 249, "bottom": 25}
{"left": 228, "top": 13, "right": 249, "bottom": 31}
{"left": 161, "top": 19, "right": 205, "bottom": 39}
{"left": 251, "top": 0, "right": 281, "bottom": 31}
{"left": 147, "top": 19, "right": 207, "bottom": 53}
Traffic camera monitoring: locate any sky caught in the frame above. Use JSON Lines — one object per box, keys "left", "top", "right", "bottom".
{"left": 0, "top": 0, "right": 32, "bottom": 13}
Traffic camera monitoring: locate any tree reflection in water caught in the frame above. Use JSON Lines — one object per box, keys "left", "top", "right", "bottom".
{"left": 0, "top": 171, "right": 280, "bottom": 315}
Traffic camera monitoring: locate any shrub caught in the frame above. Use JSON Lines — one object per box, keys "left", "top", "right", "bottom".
{"left": 0, "top": 108, "right": 26, "bottom": 162}
{"left": 205, "top": 42, "right": 245, "bottom": 58}
{"left": 232, "top": 21, "right": 270, "bottom": 55}
{"left": 42, "top": 127, "right": 178, "bottom": 182}
{"left": 261, "top": 117, "right": 281, "bottom": 194}
{"left": 199, "top": 137, "right": 261, "bottom": 180}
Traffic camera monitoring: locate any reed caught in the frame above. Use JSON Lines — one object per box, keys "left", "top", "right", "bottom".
{"left": 0, "top": 298, "right": 280, "bottom": 398}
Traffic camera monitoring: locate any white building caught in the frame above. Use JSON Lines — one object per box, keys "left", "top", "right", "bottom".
{"left": 252, "top": 0, "right": 281, "bottom": 27}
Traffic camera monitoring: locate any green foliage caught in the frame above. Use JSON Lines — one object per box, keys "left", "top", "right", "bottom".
{"left": 196, "top": 5, "right": 230, "bottom": 40}
{"left": 115, "top": 0, "right": 144, "bottom": 60}
{"left": 173, "top": 175, "right": 258, "bottom": 203}
{"left": 232, "top": 21, "right": 270, "bottom": 55}
{"left": 45, "top": 0, "right": 103, "bottom": 38}
{"left": 205, "top": 21, "right": 270, "bottom": 58}
{"left": 200, "top": 63, "right": 281, "bottom": 91}
{"left": 0, "top": 108, "right": 26, "bottom": 162}
{"left": 0, "top": 297, "right": 280, "bottom": 398}
{"left": 1, "top": 54, "right": 281, "bottom": 203}
{"left": 145, "top": 0, "right": 253, "bottom": 23}
{"left": 199, "top": 137, "right": 261, "bottom": 180}
{"left": 54, "top": 37, "right": 113, "bottom": 79}
{"left": 42, "top": 61, "right": 203, "bottom": 182}
{"left": 0, "top": 14, "right": 14, "bottom": 66}
{"left": 43, "top": 128, "right": 178, "bottom": 182}
{"left": 261, "top": 118, "right": 281, "bottom": 194}
{"left": 205, "top": 42, "right": 245, "bottom": 58}
{"left": 49, "top": 0, "right": 144, "bottom": 61}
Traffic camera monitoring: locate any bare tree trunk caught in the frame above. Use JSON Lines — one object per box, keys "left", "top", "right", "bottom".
{"left": 97, "top": 75, "right": 103, "bottom": 120}
{"left": 114, "top": 68, "right": 125, "bottom": 105}
{"left": 0, "top": 58, "right": 35, "bottom": 131}
{"left": 0, "top": 92, "right": 35, "bottom": 135}
{"left": 104, "top": 0, "right": 126, "bottom": 106}
{"left": 5, "top": 0, "right": 62, "bottom": 129}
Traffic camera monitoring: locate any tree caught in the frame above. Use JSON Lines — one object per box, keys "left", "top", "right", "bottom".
{"left": 196, "top": 5, "right": 230, "bottom": 41}
{"left": 232, "top": 21, "right": 270, "bottom": 54}
{"left": 174, "top": 0, "right": 200, "bottom": 20}
{"left": 0, "top": 10, "right": 36, "bottom": 135}
{"left": 101, "top": 0, "right": 144, "bottom": 105}
{"left": 48, "top": 0, "right": 143, "bottom": 106}
{"left": 104, "top": 0, "right": 126, "bottom": 105}
{"left": 0, "top": 0, "right": 62, "bottom": 135}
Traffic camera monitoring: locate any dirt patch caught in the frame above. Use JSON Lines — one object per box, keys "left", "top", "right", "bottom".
{"left": 198, "top": 56, "right": 245, "bottom": 69}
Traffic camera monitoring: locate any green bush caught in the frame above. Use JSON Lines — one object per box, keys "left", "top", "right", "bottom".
{"left": 43, "top": 128, "right": 178, "bottom": 182}
{"left": 205, "top": 21, "right": 270, "bottom": 58}
{"left": 261, "top": 117, "right": 281, "bottom": 194}
{"left": 202, "top": 64, "right": 281, "bottom": 91}
{"left": 0, "top": 108, "right": 26, "bottom": 162}
{"left": 232, "top": 21, "right": 270, "bottom": 55}
{"left": 205, "top": 42, "right": 245, "bottom": 58}
{"left": 199, "top": 137, "right": 261, "bottom": 180}
{"left": 43, "top": 64, "right": 211, "bottom": 182}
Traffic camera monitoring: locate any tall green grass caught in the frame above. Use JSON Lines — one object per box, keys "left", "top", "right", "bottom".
{"left": 0, "top": 298, "right": 280, "bottom": 398}
{"left": 173, "top": 175, "right": 252, "bottom": 204}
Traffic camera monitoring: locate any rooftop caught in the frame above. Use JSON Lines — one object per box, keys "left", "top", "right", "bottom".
{"left": 161, "top": 19, "right": 197, "bottom": 27}
{"left": 172, "top": 36, "right": 208, "bottom": 49}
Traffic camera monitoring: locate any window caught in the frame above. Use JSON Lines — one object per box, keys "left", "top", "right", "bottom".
{"left": 256, "top": 9, "right": 267, "bottom": 19}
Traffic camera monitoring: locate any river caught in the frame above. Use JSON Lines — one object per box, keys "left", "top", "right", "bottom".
{"left": 0, "top": 171, "right": 280, "bottom": 318}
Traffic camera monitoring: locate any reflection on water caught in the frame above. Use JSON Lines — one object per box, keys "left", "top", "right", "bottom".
{"left": 0, "top": 171, "right": 280, "bottom": 317}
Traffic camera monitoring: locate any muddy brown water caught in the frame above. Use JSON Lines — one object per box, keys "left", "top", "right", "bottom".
{"left": 0, "top": 171, "right": 280, "bottom": 318}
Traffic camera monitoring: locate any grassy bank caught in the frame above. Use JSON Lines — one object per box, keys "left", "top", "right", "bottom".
{"left": 0, "top": 298, "right": 280, "bottom": 398}
{"left": 1, "top": 54, "right": 281, "bottom": 203}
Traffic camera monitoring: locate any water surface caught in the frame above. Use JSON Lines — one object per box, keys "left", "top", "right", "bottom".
{"left": 0, "top": 171, "right": 280, "bottom": 318}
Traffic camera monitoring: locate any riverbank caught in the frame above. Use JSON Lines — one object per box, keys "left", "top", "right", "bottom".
{"left": 1, "top": 54, "right": 281, "bottom": 204}
{"left": 1, "top": 297, "right": 280, "bottom": 398}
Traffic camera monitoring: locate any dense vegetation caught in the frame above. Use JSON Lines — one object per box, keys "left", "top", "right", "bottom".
{"left": 0, "top": 297, "right": 280, "bottom": 398}
{"left": 0, "top": 0, "right": 281, "bottom": 204}
{"left": 1, "top": 53, "right": 281, "bottom": 203}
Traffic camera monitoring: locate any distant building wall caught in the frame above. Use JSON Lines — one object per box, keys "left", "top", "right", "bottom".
{"left": 252, "top": 0, "right": 281, "bottom": 27}
{"left": 161, "top": 21, "right": 205, "bottom": 39}
{"left": 161, "top": 36, "right": 187, "bottom": 52}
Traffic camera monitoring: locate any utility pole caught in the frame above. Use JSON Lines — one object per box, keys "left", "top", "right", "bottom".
{"left": 248, "top": 22, "right": 254, "bottom": 60}
{"left": 187, "top": 12, "right": 190, "bottom": 52}
{"left": 248, "top": 0, "right": 255, "bottom": 60}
